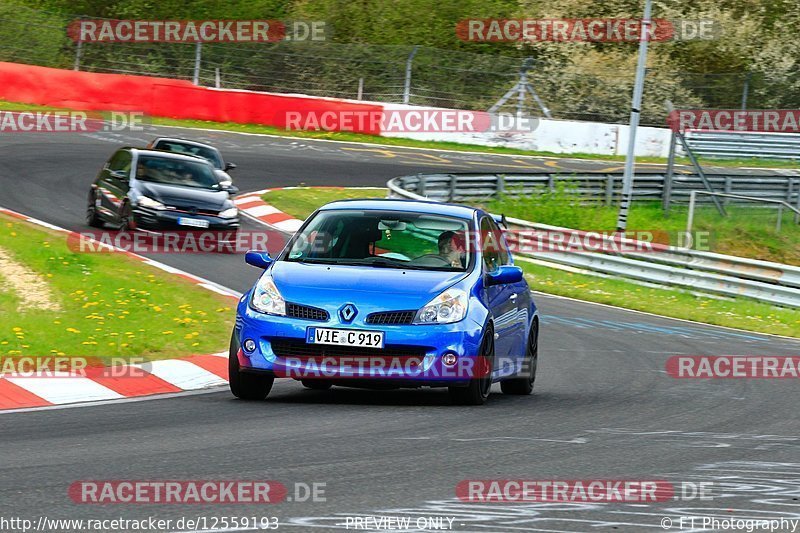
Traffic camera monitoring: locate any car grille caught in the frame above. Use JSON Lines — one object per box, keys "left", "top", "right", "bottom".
{"left": 286, "top": 303, "right": 329, "bottom": 321}
{"left": 365, "top": 310, "right": 416, "bottom": 325}
{"left": 269, "top": 338, "right": 428, "bottom": 361}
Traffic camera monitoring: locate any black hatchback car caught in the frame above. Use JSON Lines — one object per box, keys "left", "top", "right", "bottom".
{"left": 86, "top": 148, "right": 240, "bottom": 231}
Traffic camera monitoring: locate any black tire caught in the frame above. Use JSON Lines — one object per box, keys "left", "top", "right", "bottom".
{"left": 228, "top": 331, "right": 273, "bottom": 400}
{"left": 501, "top": 319, "right": 539, "bottom": 395}
{"left": 449, "top": 326, "right": 495, "bottom": 406}
{"left": 86, "top": 190, "right": 104, "bottom": 228}
{"left": 302, "top": 380, "right": 332, "bottom": 390}
{"left": 118, "top": 202, "right": 135, "bottom": 231}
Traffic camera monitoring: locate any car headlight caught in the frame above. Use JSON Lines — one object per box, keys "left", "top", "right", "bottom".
{"left": 250, "top": 274, "right": 286, "bottom": 316}
{"left": 137, "top": 195, "right": 166, "bottom": 210}
{"left": 219, "top": 207, "right": 238, "bottom": 218}
{"left": 414, "top": 288, "right": 468, "bottom": 324}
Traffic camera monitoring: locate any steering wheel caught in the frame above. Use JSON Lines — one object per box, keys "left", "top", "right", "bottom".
{"left": 413, "top": 254, "right": 452, "bottom": 267}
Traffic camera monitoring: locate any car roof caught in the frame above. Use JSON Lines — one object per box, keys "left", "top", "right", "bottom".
{"left": 130, "top": 148, "right": 215, "bottom": 165}
{"left": 318, "top": 198, "right": 481, "bottom": 220}
{"left": 151, "top": 138, "right": 219, "bottom": 152}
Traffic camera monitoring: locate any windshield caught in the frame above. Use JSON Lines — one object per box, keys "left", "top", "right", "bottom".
{"left": 154, "top": 141, "right": 224, "bottom": 169}
{"left": 284, "top": 209, "right": 473, "bottom": 272}
{"left": 135, "top": 155, "right": 220, "bottom": 190}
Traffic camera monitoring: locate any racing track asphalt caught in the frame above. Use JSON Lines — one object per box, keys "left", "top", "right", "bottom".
{"left": 1, "top": 126, "right": 799, "bottom": 532}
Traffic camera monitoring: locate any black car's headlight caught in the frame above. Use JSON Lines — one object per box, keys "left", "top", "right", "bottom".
{"left": 219, "top": 207, "right": 239, "bottom": 218}
{"left": 137, "top": 195, "right": 166, "bottom": 210}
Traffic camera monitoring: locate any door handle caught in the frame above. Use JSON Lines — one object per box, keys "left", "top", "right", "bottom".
{"left": 509, "top": 293, "right": 518, "bottom": 301}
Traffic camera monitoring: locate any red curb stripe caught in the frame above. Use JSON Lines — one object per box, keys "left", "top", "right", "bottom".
{"left": 261, "top": 212, "right": 295, "bottom": 224}
{"left": 236, "top": 199, "right": 265, "bottom": 209}
{"left": 183, "top": 355, "right": 228, "bottom": 379}
{"left": 0, "top": 379, "right": 52, "bottom": 409}
{"left": 82, "top": 367, "right": 182, "bottom": 397}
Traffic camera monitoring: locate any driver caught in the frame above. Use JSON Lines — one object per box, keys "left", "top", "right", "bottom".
{"left": 437, "top": 231, "right": 466, "bottom": 268}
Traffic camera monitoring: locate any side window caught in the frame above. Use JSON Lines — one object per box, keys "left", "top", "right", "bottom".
{"left": 480, "top": 217, "right": 501, "bottom": 272}
{"left": 107, "top": 151, "right": 132, "bottom": 173}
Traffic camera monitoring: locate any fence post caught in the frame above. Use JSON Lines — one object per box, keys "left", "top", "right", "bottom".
{"left": 417, "top": 174, "right": 426, "bottom": 197}
{"left": 776, "top": 204, "right": 783, "bottom": 233}
{"left": 73, "top": 39, "right": 83, "bottom": 71}
{"left": 741, "top": 72, "right": 752, "bottom": 110}
{"left": 448, "top": 174, "right": 457, "bottom": 202}
{"left": 795, "top": 179, "right": 800, "bottom": 224}
{"left": 214, "top": 67, "right": 221, "bottom": 88}
{"left": 193, "top": 42, "right": 202, "bottom": 85}
{"left": 357, "top": 77, "right": 364, "bottom": 100}
{"left": 605, "top": 175, "right": 614, "bottom": 206}
{"left": 403, "top": 46, "right": 419, "bottom": 104}
{"left": 686, "top": 191, "right": 697, "bottom": 235}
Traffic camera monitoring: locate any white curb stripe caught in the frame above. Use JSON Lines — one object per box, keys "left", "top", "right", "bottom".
{"left": 134, "top": 360, "right": 226, "bottom": 390}
{"left": 7, "top": 377, "right": 124, "bottom": 404}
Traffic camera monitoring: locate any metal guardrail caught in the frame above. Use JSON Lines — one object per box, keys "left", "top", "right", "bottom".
{"left": 684, "top": 131, "right": 800, "bottom": 160}
{"left": 387, "top": 173, "right": 800, "bottom": 309}
{"left": 389, "top": 171, "right": 800, "bottom": 207}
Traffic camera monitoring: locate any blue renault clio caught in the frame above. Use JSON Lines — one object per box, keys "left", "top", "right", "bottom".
{"left": 229, "top": 199, "right": 538, "bottom": 405}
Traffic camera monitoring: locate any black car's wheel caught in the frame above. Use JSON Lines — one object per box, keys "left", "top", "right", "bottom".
{"left": 118, "top": 202, "right": 136, "bottom": 231}
{"left": 86, "top": 191, "right": 103, "bottom": 228}
{"left": 501, "top": 319, "right": 539, "bottom": 395}
{"left": 449, "top": 325, "right": 495, "bottom": 406}
{"left": 228, "top": 331, "right": 273, "bottom": 400}
{"left": 301, "top": 380, "right": 332, "bottom": 390}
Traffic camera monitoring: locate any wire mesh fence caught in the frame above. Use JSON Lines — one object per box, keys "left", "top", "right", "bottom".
{"left": 1, "top": 5, "right": 798, "bottom": 126}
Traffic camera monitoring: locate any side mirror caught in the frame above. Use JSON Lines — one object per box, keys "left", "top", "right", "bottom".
{"left": 486, "top": 265, "right": 523, "bottom": 286}
{"left": 224, "top": 162, "right": 237, "bottom": 171}
{"left": 109, "top": 170, "right": 128, "bottom": 181}
{"left": 245, "top": 250, "right": 273, "bottom": 269}
{"left": 224, "top": 184, "right": 240, "bottom": 195}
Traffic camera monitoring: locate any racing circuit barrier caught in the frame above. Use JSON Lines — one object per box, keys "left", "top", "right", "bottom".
{"left": 685, "top": 130, "right": 800, "bottom": 160}
{"left": 386, "top": 171, "right": 800, "bottom": 206}
{"left": 387, "top": 173, "right": 800, "bottom": 309}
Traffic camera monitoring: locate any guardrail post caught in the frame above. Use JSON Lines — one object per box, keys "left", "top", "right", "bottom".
{"left": 795, "top": 180, "right": 800, "bottom": 224}
{"left": 547, "top": 175, "right": 555, "bottom": 192}
{"left": 605, "top": 175, "right": 614, "bottom": 206}
{"left": 777, "top": 204, "right": 783, "bottom": 233}
{"left": 416, "top": 173, "right": 426, "bottom": 197}
{"left": 686, "top": 191, "right": 697, "bottom": 237}
{"left": 496, "top": 174, "right": 505, "bottom": 197}
{"left": 448, "top": 175, "right": 457, "bottom": 202}
{"left": 724, "top": 177, "right": 732, "bottom": 206}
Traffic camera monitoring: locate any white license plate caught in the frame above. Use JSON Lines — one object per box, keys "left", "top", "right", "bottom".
{"left": 177, "top": 217, "right": 210, "bottom": 228}
{"left": 306, "top": 327, "right": 384, "bottom": 349}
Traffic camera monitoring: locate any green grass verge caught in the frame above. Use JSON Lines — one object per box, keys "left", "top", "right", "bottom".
{"left": 482, "top": 184, "right": 800, "bottom": 266}
{"left": 262, "top": 187, "right": 386, "bottom": 220}
{"left": 1, "top": 99, "right": 798, "bottom": 169}
{"left": 0, "top": 214, "right": 235, "bottom": 361}
{"left": 259, "top": 186, "right": 799, "bottom": 337}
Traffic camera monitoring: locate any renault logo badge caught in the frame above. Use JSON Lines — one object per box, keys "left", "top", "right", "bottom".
{"left": 339, "top": 303, "right": 357, "bottom": 323}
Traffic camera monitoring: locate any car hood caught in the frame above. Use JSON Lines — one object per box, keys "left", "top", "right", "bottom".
{"left": 137, "top": 181, "right": 229, "bottom": 211}
{"left": 270, "top": 261, "right": 467, "bottom": 312}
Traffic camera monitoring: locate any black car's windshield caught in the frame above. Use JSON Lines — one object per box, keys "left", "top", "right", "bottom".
{"left": 284, "top": 209, "right": 472, "bottom": 272}
{"left": 136, "top": 156, "right": 220, "bottom": 190}
{"left": 154, "top": 141, "right": 224, "bottom": 169}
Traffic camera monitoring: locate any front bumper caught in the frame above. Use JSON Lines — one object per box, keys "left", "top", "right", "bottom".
{"left": 133, "top": 206, "right": 239, "bottom": 231}
{"left": 234, "top": 297, "right": 485, "bottom": 386}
